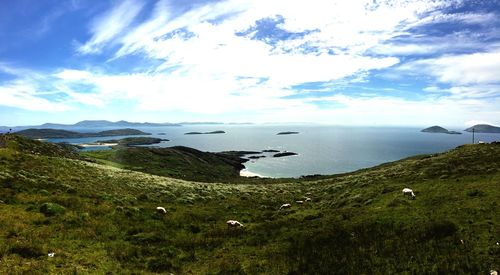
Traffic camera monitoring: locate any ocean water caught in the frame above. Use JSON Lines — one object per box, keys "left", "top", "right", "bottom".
{"left": 48, "top": 125, "right": 500, "bottom": 178}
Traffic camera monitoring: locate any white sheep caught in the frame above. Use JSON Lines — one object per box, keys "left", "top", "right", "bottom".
{"left": 490, "top": 270, "right": 498, "bottom": 275}
{"left": 402, "top": 188, "right": 416, "bottom": 199}
{"left": 156, "top": 206, "right": 167, "bottom": 214}
{"left": 280, "top": 203, "right": 292, "bottom": 210}
{"left": 48, "top": 252, "right": 55, "bottom": 257}
{"left": 305, "top": 197, "right": 312, "bottom": 202}
{"left": 295, "top": 200, "right": 304, "bottom": 204}
{"left": 226, "top": 220, "right": 243, "bottom": 228}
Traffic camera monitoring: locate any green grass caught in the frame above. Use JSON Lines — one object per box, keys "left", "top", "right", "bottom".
{"left": 81, "top": 146, "right": 268, "bottom": 183}
{"left": 0, "top": 134, "right": 499, "bottom": 274}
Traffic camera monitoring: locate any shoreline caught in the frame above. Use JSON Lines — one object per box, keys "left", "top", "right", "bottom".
{"left": 78, "top": 143, "right": 118, "bottom": 148}
{"left": 240, "top": 169, "right": 267, "bottom": 178}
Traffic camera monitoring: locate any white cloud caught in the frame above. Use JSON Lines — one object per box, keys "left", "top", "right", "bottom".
{"left": 78, "top": 0, "right": 145, "bottom": 54}
{"left": 5, "top": 0, "right": 499, "bottom": 127}
{"left": 423, "top": 51, "right": 500, "bottom": 85}
{"left": 0, "top": 81, "right": 70, "bottom": 112}
{"left": 396, "top": 50, "right": 500, "bottom": 100}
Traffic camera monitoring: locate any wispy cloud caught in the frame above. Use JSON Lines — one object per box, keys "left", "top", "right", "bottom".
{"left": 420, "top": 51, "right": 500, "bottom": 85}
{"left": 0, "top": 79, "right": 70, "bottom": 112}
{"left": 77, "top": 0, "right": 145, "bottom": 54}
{"left": 2, "top": 0, "right": 499, "bottom": 126}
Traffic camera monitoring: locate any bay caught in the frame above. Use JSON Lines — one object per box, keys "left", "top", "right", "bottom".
{"left": 47, "top": 125, "right": 499, "bottom": 178}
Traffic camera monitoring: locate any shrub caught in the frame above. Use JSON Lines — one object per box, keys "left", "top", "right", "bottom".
{"left": 39, "top": 189, "right": 50, "bottom": 196}
{"left": 147, "top": 257, "right": 174, "bottom": 273}
{"left": 9, "top": 243, "right": 45, "bottom": 258}
{"left": 39, "top": 202, "right": 66, "bottom": 216}
{"left": 421, "top": 220, "right": 458, "bottom": 240}
{"left": 466, "top": 189, "right": 485, "bottom": 197}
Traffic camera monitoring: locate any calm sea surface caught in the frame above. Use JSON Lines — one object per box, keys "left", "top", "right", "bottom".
{"left": 48, "top": 125, "right": 500, "bottom": 178}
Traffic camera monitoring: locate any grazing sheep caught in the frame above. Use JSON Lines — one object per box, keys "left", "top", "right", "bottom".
{"left": 490, "top": 270, "right": 498, "bottom": 275}
{"left": 156, "top": 206, "right": 167, "bottom": 214}
{"left": 48, "top": 252, "right": 55, "bottom": 257}
{"left": 226, "top": 220, "right": 243, "bottom": 228}
{"left": 305, "top": 197, "right": 312, "bottom": 202}
{"left": 280, "top": 203, "right": 292, "bottom": 210}
{"left": 295, "top": 200, "right": 304, "bottom": 204}
{"left": 402, "top": 188, "right": 416, "bottom": 199}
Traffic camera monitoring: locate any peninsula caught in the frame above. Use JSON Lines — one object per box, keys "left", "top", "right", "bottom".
{"left": 14, "top": 128, "right": 150, "bottom": 139}
{"left": 421, "top": 126, "right": 461, "bottom": 134}
{"left": 93, "top": 137, "right": 168, "bottom": 146}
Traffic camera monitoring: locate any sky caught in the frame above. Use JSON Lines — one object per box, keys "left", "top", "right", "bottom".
{"left": 0, "top": 0, "right": 499, "bottom": 127}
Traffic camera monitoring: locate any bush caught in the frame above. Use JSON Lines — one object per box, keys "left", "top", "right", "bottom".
{"left": 39, "top": 189, "right": 50, "bottom": 196}
{"left": 147, "top": 257, "right": 174, "bottom": 273}
{"left": 466, "top": 189, "right": 485, "bottom": 197}
{"left": 421, "top": 220, "right": 458, "bottom": 240}
{"left": 9, "top": 243, "right": 45, "bottom": 258}
{"left": 39, "top": 202, "right": 66, "bottom": 216}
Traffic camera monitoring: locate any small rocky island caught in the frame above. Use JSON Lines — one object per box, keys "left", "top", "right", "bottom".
{"left": 277, "top": 131, "right": 299, "bottom": 135}
{"left": 262, "top": 149, "right": 280, "bottom": 152}
{"left": 421, "top": 126, "right": 461, "bottom": 135}
{"left": 185, "top": 130, "right": 226, "bottom": 135}
{"left": 273, "top": 152, "right": 298, "bottom": 157}
{"left": 222, "top": 149, "right": 298, "bottom": 160}
{"left": 465, "top": 124, "right": 500, "bottom": 133}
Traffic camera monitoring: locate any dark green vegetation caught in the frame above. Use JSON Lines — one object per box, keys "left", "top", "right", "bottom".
{"left": 82, "top": 146, "right": 247, "bottom": 183}
{"left": 465, "top": 124, "right": 500, "bottom": 133}
{"left": 1, "top": 134, "right": 499, "bottom": 274}
{"left": 185, "top": 130, "right": 226, "bottom": 135}
{"left": 277, "top": 131, "right": 299, "bottom": 135}
{"left": 95, "top": 137, "right": 168, "bottom": 146}
{"left": 15, "top": 128, "right": 150, "bottom": 139}
{"left": 422, "top": 126, "right": 462, "bottom": 134}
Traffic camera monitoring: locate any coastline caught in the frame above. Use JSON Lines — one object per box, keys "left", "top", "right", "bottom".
{"left": 78, "top": 142, "right": 119, "bottom": 148}
{"left": 239, "top": 169, "right": 267, "bottom": 178}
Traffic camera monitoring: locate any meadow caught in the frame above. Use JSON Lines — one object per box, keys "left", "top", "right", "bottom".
{"left": 0, "top": 134, "right": 499, "bottom": 274}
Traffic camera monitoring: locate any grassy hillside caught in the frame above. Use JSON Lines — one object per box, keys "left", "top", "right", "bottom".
{"left": 0, "top": 134, "right": 499, "bottom": 274}
{"left": 81, "top": 146, "right": 249, "bottom": 183}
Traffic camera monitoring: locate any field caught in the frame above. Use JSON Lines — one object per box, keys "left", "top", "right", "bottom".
{"left": 0, "top": 134, "right": 499, "bottom": 274}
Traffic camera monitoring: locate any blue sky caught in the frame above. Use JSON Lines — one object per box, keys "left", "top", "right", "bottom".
{"left": 1, "top": 0, "right": 499, "bottom": 127}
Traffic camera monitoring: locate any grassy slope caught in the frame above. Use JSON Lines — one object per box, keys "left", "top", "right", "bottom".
{"left": 0, "top": 134, "right": 499, "bottom": 274}
{"left": 81, "top": 146, "right": 272, "bottom": 183}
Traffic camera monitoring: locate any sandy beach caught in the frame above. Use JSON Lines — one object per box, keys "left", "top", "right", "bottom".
{"left": 78, "top": 143, "right": 119, "bottom": 148}
{"left": 239, "top": 169, "right": 266, "bottom": 178}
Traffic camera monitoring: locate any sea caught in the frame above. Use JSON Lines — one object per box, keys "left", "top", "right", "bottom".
{"left": 46, "top": 125, "right": 500, "bottom": 178}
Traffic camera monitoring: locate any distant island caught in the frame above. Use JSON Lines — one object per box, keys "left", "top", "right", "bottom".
{"left": 277, "top": 131, "right": 299, "bottom": 135}
{"left": 421, "top": 126, "right": 461, "bottom": 135}
{"left": 185, "top": 131, "right": 226, "bottom": 135}
{"left": 465, "top": 124, "right": 500, "bottom": 133}
{"left": 14, "top": 128, "right": 150, "bottom": 139}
